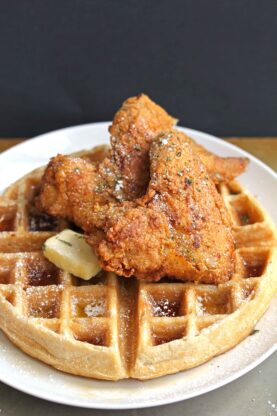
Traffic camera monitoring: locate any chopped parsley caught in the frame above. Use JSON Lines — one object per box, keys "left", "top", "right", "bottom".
{"left": 56, "top": 238, "right": 72, "bottom": 247}
{"left": 185, "top": 177, "right": 193, "bottom": 186}
{"left": 95, "top": 182, "right": 107, "bottom": 193}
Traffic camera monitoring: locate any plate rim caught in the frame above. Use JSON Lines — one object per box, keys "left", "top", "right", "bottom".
{"left": 0, "top": 339, "right": 276, "bottom": 409}
{"left": 0, "top": 121, "right": 276, "bottom": 180}
{"left": 0, "top": 122, "right": 276, "bottom": 409}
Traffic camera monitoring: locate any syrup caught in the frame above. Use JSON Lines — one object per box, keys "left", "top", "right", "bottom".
{"left": 244, "top": 263, "right": 264, "bottom": 278}
{"left": 28, "top": 209, "right": 58, "bottom": 231}
{"left": 0, "top": 269, "right": 11, "bottom": 284}
{"left": 0, "top": 216, "right": 15, "bottom": 231}
{"left": 27, "top": 264, "right": 60, "bottom": 286}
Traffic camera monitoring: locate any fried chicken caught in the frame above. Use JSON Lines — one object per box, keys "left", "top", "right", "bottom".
{"left": 39, "top": 94, "right": 248, "bottom": 217}
{"left": 37, "top": 94, "right": 246, "bottom": 283}
{"left": 110, "top": 94, "right": 249, "bottom": 195}
{"left": 38, "top": 155, "right": 115, "bottom": 230}
{"left": 87, "top": 131, "right": 235, "bottom": 283}
{"left": 38, "top": 131, "right": 235, "bottom": 283}
{"left": 186, "top": 136, "right": 249, "bottom": 183}
{"left": 109, "top": 94, "right": 177, "bottom": 200}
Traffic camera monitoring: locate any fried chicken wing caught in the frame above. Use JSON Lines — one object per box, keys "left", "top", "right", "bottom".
{"left": 87, "top": 131, "right": 235, "bottom": 283}
{"left": 38, "top": 131, "right": 235, "bottom": 283}
{"left": 39, "top": 94, "right": 248, "bottom": 217}
{"left": 38, "top": 154, "right": 116, "bottom": 229}
{"left": 188, "top": 138, "right": 249, "bottom": 183}
{"left": 110, "top": 94, "right": 248, "bottom": 191}
{"left": 109, "top": 94, "right": 177, "bottom": 199}
{"left": 37, "top": 94, "right": 245, "bottom": 283}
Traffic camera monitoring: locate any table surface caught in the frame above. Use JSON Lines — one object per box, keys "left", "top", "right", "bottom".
{"left": 0, "top": 137, "right": 276, "bottom": 416}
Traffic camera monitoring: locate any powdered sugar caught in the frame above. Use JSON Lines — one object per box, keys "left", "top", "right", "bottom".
{"left": 114, "top": 179, "right": 124, "bottom": 192}
{"left": 71, "top": 296, "right": 106, "bottom": 318}
{"left": 84, "top": 302, "right": 105, "bottom": 317}
{"left": 159, "top": 137, "right": 168, "bottom": 145}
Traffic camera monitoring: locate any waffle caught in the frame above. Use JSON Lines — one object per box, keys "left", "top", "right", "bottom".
{"left": 0, "top": 149, "right": 276, "bottom": 380}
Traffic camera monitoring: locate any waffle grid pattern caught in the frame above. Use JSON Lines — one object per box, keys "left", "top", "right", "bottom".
{"left": 0, "top": 158, "right": 276, "bottom": 379}
{"left": 0, "top": 250, "right": 120, "bottom": 348}
{"left": 0, "top": 152, "right": 121, "bottom": 353}
{"left": 136, "top": 181, "right": 273, "bottom": 348}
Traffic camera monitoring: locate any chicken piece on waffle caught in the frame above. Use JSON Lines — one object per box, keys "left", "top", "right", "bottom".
{"left": 39, "top": 95, "right": 248, "bottom": 218}
{"left": 109, "top": 94, "right": 177, "bottom": 200}
{"left": 109, "top": 94, "right": 249, "bottom": 196}
{"left": 38, "top": 131, "right": 235, "bottom": 283}
{"left": 89, "top": 131, "right": 235, "bottom": 283}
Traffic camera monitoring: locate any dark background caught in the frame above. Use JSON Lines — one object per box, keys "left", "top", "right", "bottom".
{"left": 0, "top": 0, "right": 276, "bottom": 138}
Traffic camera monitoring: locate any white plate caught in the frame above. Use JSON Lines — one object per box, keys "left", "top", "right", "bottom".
{"left": 0, "top": 123, "right": 276, "bottom": 409}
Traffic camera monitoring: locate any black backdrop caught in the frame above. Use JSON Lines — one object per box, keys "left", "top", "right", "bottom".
{"left": 0, "top": 0, "right": 276, "bottom": 137}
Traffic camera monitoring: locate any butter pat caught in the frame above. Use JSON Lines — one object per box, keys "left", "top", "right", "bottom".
{"left": 43, "top": 229, "right": 101, "bottom": 280}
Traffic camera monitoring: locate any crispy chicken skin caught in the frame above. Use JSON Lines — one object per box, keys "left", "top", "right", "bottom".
{"left": 87, "top": 131, "right": 235, "bottom": 283}
{"left": 109, "top": 94, "right": 177, "bottom": 199}
{"left": 38, "top": 155, "right": 116, "bottom": 230}
{"left": 39, "top": 94, "right": 248, "bottom": 215}
{"left": 37, "top": 94, "right": 246, "bottom": 283}
{"left": 110, "top": 94, "right": 248, "bottom": 190}
{"left": 39, "top": 94, "right": 177, "bottom": 214}
{"left": 38, "top": 132, "right": 235, "bottom": 283}
{"left": 186, "top": 137, "right": 249, "bottom": 184}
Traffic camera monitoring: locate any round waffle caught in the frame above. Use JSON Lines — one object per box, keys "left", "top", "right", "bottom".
{"left": 0, "top": 148, "right": 276, "bottom": 380}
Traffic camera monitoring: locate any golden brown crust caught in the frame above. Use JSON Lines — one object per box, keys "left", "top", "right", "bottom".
{"left": 89, "top": 131, "right": 235, "bottom": 283}
{"left": 38, "top": 132, "right": 236, "bottom": 283}
{"left": 188, "top": 137, "right": 249, "bottom": 183}
{"left": 109, "top": 94, "right": 177, "bottom": 199}
{"left": 39, "top": 95, "right": 248, "bottom": 214}
{"left": 38, "top": 154, "right": 117, "bottom": 229}
{"left": 37, "top": 94, "right": 249, "bottom": 284}
{"left": 109, "top": 94, "right": 248, "bottom": 190}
